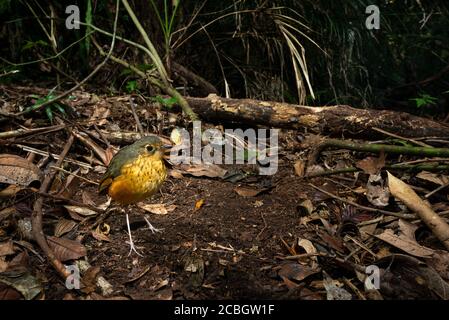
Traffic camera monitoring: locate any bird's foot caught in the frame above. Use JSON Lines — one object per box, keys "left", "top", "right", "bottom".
{"left": 126, "top": 213, "right": 143, "bottom": 257}
{"left": 144, "top": 215, "right": 164, "bottom": 234}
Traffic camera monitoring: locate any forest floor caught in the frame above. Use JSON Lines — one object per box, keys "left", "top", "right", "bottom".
{"left": 1, "top": 85, "right": 449, "bottom": 300}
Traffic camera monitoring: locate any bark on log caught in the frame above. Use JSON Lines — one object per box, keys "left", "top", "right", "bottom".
{"left": 185, "top": 95, "right": 449, "bottom": 138}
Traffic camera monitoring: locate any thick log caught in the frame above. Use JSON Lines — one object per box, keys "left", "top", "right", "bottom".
{"left": 185, "top": 95, "right": 449, "bottom": 138}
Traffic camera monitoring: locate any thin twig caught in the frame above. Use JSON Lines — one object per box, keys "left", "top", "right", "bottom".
{"left": 372, "top": 127, "right": 431, "bottom": 147}
{"left": 424, "top": 181, "right": 449, "bottom": 198}
{"left": 256, "top": 212, "right": 268, "bottom": 240}
{"left": 49, "top": 166, "right": 99, "bottom": 185}
{"left": 276, "top": 252, "right": 325, "bottom": 260}
{"left": 15, "top": 144, "right": 93, "bottom": 169}
{"left": 344, "top": 235, "right": 378, "bottom": 259}
{"left": 342, "top": 277, "right": 367, "bottom": 300}
{"left": 38, "top": 191, "right": 103, "bottom": 213}
{"left": 308, "top": 183, "right": 415, "bottom": 219}
{"left": 129, "top": 96, "right": 144, "bottom": 136}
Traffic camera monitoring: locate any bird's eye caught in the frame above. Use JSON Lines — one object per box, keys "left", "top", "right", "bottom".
{"left": 146, "top": 145, "right": 155, "bottom": 153}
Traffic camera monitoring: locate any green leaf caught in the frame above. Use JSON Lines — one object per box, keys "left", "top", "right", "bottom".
{"left": 154, "top": 95, "right": 178, "bottom": 108}
{"left": 45, "top": 106, "right": 54, "bottom": 123}
{"left": 21, "top": 40, "right": 48, "bottom": 51}
{"left": 53, "top": 103, "right": 67, "bottom": 116}
{"left": 125, "top": 80, "right": 138, "bottom": 93}
{"left": 137, "top": 63, "right": 155, "bottom": 71}
{"left": 120, "top": 68, "right": 134, "bottom": 77}
{"left": 410, "top": 93, "right": 438, "bottom": 108}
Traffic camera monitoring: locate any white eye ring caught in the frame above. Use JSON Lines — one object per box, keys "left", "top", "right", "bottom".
{"left": 146, "top": 145, "right": 155, "bottom": 152}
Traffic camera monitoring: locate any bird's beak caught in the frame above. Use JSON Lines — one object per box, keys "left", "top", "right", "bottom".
{"left": 161, "top": 144, "right": 173, "bottom": 160}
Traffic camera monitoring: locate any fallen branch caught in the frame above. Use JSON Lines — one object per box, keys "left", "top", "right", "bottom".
{"left": 0, "top": 124, "right": 66, "bottom": 139}
{"left": 388, "top": 172, "right": 449, "bottom": 250}
{"left": 184, "top": 95, "right": 449, "bottom": 138}
{"left": 32, "top": 134, "right": 75, "bottom": 279}
{"left": 308, "top": 138, "right": 449, "bottom": 166}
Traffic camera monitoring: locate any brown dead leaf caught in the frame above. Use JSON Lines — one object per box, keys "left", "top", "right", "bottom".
{"left": 427, "top": 250, "right": 449, "bottom": 280}
{"left": 97, "top": 198, "right": 112, "bottom": 211}
{"left": 169, "top": 169, "right": 184, "bottom": 179}
{"left": 0, "top": 283, "right": 22, "bottom": 300}
{"left": 301, "top": 135, "right": 324, "bottom": 148}
{"left": 0, "top": 241, "right": 15, "bottom": 256}
{"left": 177, "top": 163, "right": 227, "bottom": 178}
{"left": 366, "top": 173, "right": 390, "bottom": 207}
{"left": 138, "top": 203, "right": 177, "bottom": 215}
{"left": 278, "top": 263, "right": 320, "bottom": 282}
{"left": 299, "top": 287, "right": 323, "bottom": 300}
{"left": 89, "top": 102, "right": 111, "bottom": 127}
{"left": 0, "top": 207, "right": 15, "bottom": 223}
{"left": 153, "top": 288, "right": 173, "bottom": 300}
{"left": 47, "top": 236, "right": 87, "bottom": 262}
{"left": 81, "top": 191, "right": 96, "bottom": 207}
{"left": 0, "top": 154, "right": 41, "bottom": 187}
{"left": 294, "top": 159, "right": 306, "bottom": 177}
{"left": 398, "top": 219, "right": 418, "bottom": 240}
{"left": 297, "top": 199, "right": 314, "bottom": 216}
{"left": 0, "top": 185, "right": 23, "bottom": 198}
{"left": 416, "top": 171, "right": 448, "bottom": 186}
{"left": 91, "top": 230, "right": 111, "bottom": 242}
{"left": 375, "top": 254, "right": 449, "bottom": 299}
{"left": 297, "top": 238, "right": 318, "bottom": 269}
{"left": 91, "top": 223, "right": 111, "bottom": 242}
{"left": 356, "top": 152, "right": 385, "bottom": 175}
{"left": 104, "top": 146, "right": 118, "bottom": 167}
{"left": 318, "top": 231, "right": 345, "bottom": 253}
{"left": 81, "top": 266, "right": 101, "bottom": 294}
{"left": 66, "top": 209, "right": 84, "bottom": 221}
{"left": 280, "top": 275, "right": 300, "bottom": 289}
{"left": 0, "top": 257, "right": 8, "bottom": 273}
{"left": 234, "top": 186, "right": 267, "bottom": 197}
{"left": 57, "top": 168, "right": 80, "bottom": 197}
{"left": 54, "top": 219, "right": 77, "bottom": 237}
{"left": 305, "top": 164, "right": 325, "bottom": 176}
{"left": 184, "top": 255, "right": 205, "bottom": 288}
{"left": 375, "top": 228, "right": 434, "bottom": 258}
{"left": 8, "top": 251, "right": 29, "bottom": 270}
{"left": 64, "top": 205, "right": 98, "bottom": 217}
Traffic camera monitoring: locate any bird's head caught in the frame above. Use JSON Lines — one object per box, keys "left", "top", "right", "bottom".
{"left": 133, "top": 135, "right": 172, "bottom": 161}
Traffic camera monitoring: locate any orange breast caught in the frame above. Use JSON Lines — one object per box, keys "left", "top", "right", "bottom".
{"left": 108, "top": 177, "right": 146, "bottom": 205}
{"left": 107, "top": 155, "right": 167, "bottom": 205}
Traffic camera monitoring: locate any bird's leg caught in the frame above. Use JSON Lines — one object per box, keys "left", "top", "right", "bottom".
{"left": 143, "top": 214, "right": 164, "bottom": 233}
{"left": 105, "top": 206, "right": 142, "bottom": 256}
{"left": 125, "top": 213, "right": 143, "bottom": 257}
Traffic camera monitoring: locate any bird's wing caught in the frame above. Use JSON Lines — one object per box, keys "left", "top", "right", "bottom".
{"left": 98, "top": 145, "right": 139, "bottom": 194}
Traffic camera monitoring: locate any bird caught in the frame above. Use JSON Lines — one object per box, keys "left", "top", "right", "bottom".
{"left": 99, "top": 135, "right": 172, "bottom": 255}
